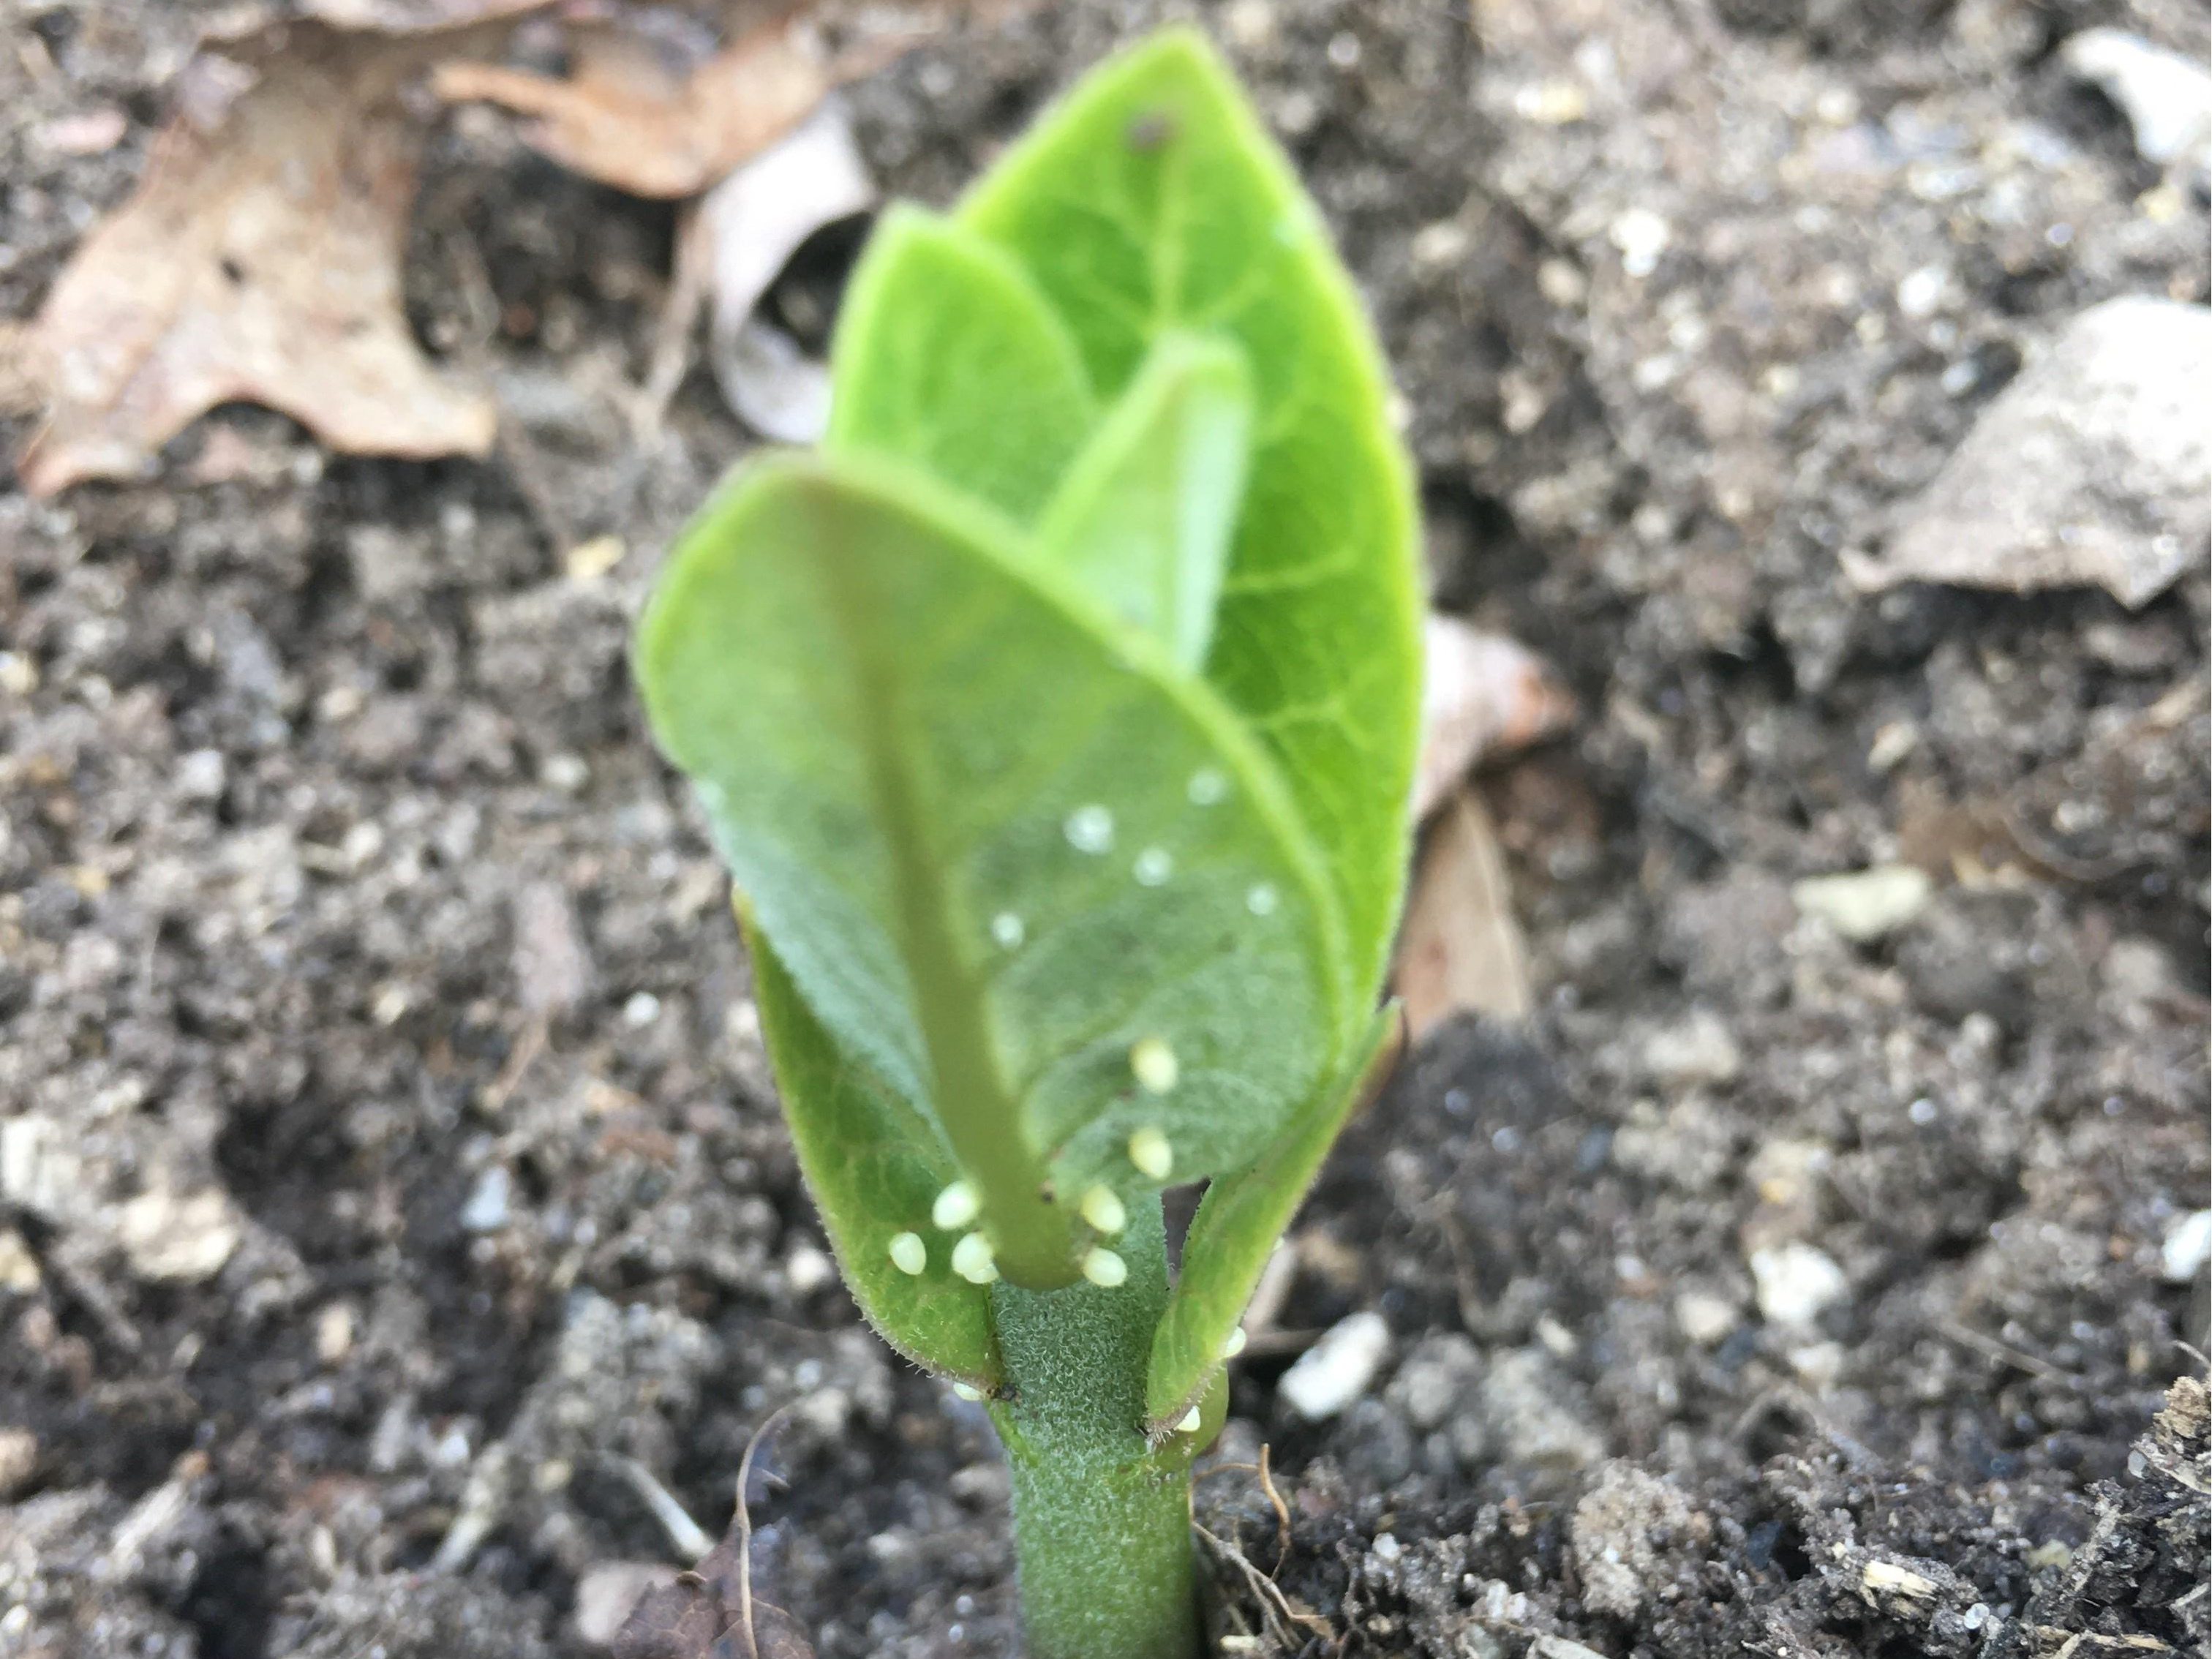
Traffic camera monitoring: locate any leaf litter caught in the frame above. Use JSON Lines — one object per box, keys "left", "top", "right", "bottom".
{"left": 1414, "top": 614, "right": 1577, "bottom": 821}
{"left": 18, "top": 0, "right": 1019, "bottom": 492}
{"left": 614, "top": 1406, "right": 816, "bottom": 1659}
{"left": 1393, "top": 787, "right": 1535, "bottom": 1036}
{"left": 15, "top": 14, "right": 524, "bottom": 496}
{"left": 1391, "top": 615, "right": 1574, "bottom": 1035}
{"left": 693, "top": 100, "right": 877, "bottom": 441}
{"left": 431, "top": 5, "right": 881, "bottom": 200}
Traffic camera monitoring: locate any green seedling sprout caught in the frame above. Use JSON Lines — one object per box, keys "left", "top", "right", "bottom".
{"left": 635, "top": 29, "right": 1420, "bottom": 1658}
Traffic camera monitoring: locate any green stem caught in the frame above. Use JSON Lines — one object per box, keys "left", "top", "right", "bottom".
{"left": 988, "top": 1199, "right": 1199, "bottom": 1659}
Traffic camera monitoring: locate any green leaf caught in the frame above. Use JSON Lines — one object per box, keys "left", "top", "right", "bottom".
{"left": 745, "top": 910, "right": 1001, "bottom": 1387}
{"left": 960, "top": 27, "right": 1424, "bottom": 1007}
{"left": 1035, "top": 331, "right": 1253, "bottom": 672}
{"left": 829, "top": 204, "right": 1098, "bottom": 524}
{"left": 1143, "top": 1004, "right": 1402, "bottom": 1432}
{"left": 636, "top": 451, "right": 1346, "bottom": 1289}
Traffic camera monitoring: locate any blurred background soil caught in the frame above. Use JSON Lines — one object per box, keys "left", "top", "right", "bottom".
{"left": 1, "top": 1, "right": 2206, "bottom": 1655}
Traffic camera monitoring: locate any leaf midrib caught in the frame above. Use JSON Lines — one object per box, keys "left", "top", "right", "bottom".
{"left": 806, "top": 503, "right": 1078, "bottom": 1290}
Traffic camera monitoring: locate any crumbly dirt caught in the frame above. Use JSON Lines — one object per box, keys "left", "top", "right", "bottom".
{"left": 1, "top": 1, "right": 2206, "bottom": 1657}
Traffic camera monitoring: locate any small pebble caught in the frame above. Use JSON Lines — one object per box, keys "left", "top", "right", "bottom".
{"left": 573, "top": 1561, "right": 680, "bottom": 1646}
{"left": 786, "top": 1244, "right": 837, "bottom": 1295}
{"left": 1788, "top": 1339, "right": 1846, "bottom": 1391}
{"left": 2160, "top": 1209, "right": 2212, "bottom": 1283}
{"left": 1674, "top": 1290, "right": 1738, "bottom": 1346}
{"left": 541, "top": 753, "right": 590, "bottom": 793}
{"left": 2061, "top": 29, "right": 2212, "bottom": 167}
{"left": 1642, "top": 1008, "right": 1742, "bottom": 1086}
{"left": 1610, "top": 208, "right": 1671, "bottom": 277}
{"left": 0, "top": 1429, "right": 37, "bottom": 1500}
{"left": 0, "top": 1229, "right": 40, "bottom": 1295}
{"left": 177, "top": 748, "right": 227, "bottom": 801}
{"left": 315, "top": 1302, "right": 356, "bottom": 1366}
{"left": 1750, "top": 1242, "right": 1849, "bottom": 1325}
{"left": 563, "top": 534, "right": 625, "bottom": 583}
{"left": 116, "top": 1186, "right": 241, "bottom": 1282}
{"left": 1792, "top": 865, "right": 1931, "bottom": 941}
{"left": 1279, "top": 1310, "right": 1391, "bottom": 1421}
{"left": 461, "top": 1166, "right": 512, "bottom": 1233}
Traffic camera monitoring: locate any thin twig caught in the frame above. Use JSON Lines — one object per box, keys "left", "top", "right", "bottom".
{"left": 1192, "top": 1447, "right": 1293, "bottom": 1573}
{"left": 478, "top": 1014, "right": 545, "bottom": 1115}
{"left": 735, "top": 1402, "right": 797, "bottom": 1659}
{"left": 1939, "top": 1320, "right": 2073, "bottom": 1384}
{"left": 1196, "top": 1523, "right": 1316, "bottom": 1650}
{"left": 1257, "top": 1444, "right": 1292, "bottom": 1576}
{"left": 611, "top": 1454, "right": 715, "bottom": 1562}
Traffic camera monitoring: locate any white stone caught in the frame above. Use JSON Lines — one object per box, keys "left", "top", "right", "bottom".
{"left": 461, "top": 1166, "right": 512, "bottom": 1232}
{"left": 1609, "top": 208, "right": 1671, "bottom": 278}
{"left": 1279, "top": 1311, "right": 1391, "bottom": 1421}
{"left": 1853, "top": 298, "right": 2212, "bottom": 610}
{"left": 786, "top": 1244, "right": 836, "bottom": 1295}
{"left": 117, "top": 1187, "right": 241, "bottom": 1283}
{"left": 1674, "top": 1290, "right": 1738, "bottom": 1346}
{"left": 1792, "top": 865, "right": 1931, "bottom": 942}
{"left": 1642, "top": 1008, "right": 1742, "bottom": 1086}
{"left": 2161, "top": 1209, "right": 2212, "bottom": 1283}
{"left": 1750, "top": 1243, "right": 1849, "bottom": 1326}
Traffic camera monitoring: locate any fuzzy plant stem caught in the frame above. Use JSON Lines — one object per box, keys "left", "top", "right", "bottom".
{"left": 987, "top": 1198, "right": 1199, "bottom": 1659}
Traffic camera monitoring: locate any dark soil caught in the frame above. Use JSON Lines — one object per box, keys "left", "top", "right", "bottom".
{"left": 2, "top": 1, "right": 2206, "bottom": 1657}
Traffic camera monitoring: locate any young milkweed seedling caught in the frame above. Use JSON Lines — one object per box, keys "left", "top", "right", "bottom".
{"left": 635, "top": 28, "right": 1420, "bottom": 1659}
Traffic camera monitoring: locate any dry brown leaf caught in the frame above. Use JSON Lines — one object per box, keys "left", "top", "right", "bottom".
{"left": 18, "top": 22, "right": 505, "bottom": 497}
{"left": 434, "top": 7, "right": 899, "bottom": 199}
{"left": 613, "top": 1451, "right": 815, "bottom": 1659}
{"left": 1392, "top": 789, "right": 1534, "bottom": 1037}
{"left": 434, "top": 1, "right": 1037, "bottom": 198}
{"left": 1414, "top": 614, "right": 1578, "bottom": 821}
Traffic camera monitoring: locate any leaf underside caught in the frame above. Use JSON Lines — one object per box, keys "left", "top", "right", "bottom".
{"left": 639, "top": 456, "right": 1342, "bottom": 1241}
{"left": 745, "top": 911, "right": 1001, "bottom": 1385}
{"left": 637, "top": 27, "right": 1421, "bottom": 1322}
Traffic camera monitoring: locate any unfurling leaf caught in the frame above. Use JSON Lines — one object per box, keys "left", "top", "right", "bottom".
{"left": 639, "top": 23, "right": 1418, "bottom": 1302}
{"left": 960, "top": 31, "right": 1423, "bottom": 1004}
{"left": 635, "top": 33, "right": 1422, "bottom": 1655}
